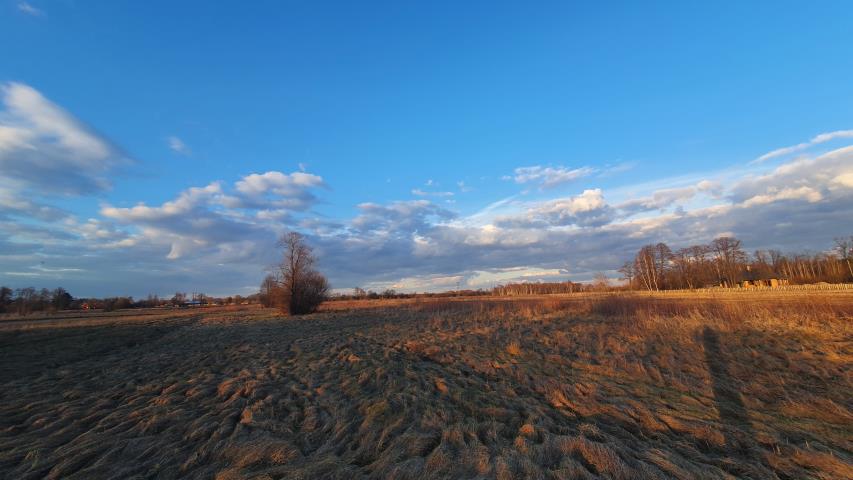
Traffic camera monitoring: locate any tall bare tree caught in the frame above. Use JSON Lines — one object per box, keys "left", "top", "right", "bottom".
{"left": 710, "top": 236, "right": 746, "bottom": 287}
{"left": 633, "top": 243, "right": 671, "bottom": 291}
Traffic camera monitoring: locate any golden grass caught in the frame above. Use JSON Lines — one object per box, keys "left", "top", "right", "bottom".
{"left": 0, "top": 292, "right": 851, "bottom": 479}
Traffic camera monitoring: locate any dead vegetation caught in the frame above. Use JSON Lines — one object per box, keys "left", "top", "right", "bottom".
{"left": 0, "top": 292, "right": 851, "bottom": 479}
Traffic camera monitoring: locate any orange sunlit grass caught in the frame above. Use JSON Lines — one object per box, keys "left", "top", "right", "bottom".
{"left": 1, "top": 291, "right": 850, "bottom": 478}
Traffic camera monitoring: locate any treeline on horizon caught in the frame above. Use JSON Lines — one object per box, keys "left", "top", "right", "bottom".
{"left": 3, "top": 235, "right": 852, "bottom": 315}
{"left": 0, "top": 288, "right": 261, "bottom": 316}
{"left": 330, "top": 282, "right": 590, "bottom": 301}
{"left": 621, "top": 235, "right": 853, "bottom": 291}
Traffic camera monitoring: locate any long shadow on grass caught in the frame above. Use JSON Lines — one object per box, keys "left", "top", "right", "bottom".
{"left": 702, "top": 327, "right": 756, "bottom": 455}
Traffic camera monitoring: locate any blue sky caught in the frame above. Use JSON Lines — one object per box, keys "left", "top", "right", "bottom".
{"left": 2, "top": 1, "right": 853, "bottom": 297}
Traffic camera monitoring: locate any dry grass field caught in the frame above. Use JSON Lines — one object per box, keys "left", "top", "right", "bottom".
{"left": 1, "top": 292, "right": 851, "bottom": 479}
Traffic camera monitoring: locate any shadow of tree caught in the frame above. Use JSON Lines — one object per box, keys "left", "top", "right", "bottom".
{"left": 702, "top": 327, "right": 756, "bottom": 455}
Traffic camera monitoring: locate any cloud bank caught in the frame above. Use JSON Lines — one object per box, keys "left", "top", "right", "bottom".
{"left": 2, "top": 83, "right": 853, "bottom": 296}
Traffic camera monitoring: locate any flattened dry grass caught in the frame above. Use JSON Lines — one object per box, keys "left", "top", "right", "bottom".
{"left": 0, "top": 292, "right": 851, "bottom": 479}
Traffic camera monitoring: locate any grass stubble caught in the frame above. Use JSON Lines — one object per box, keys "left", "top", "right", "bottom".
{"left": 0, "top": 292, "right": 850, "bottom": 479}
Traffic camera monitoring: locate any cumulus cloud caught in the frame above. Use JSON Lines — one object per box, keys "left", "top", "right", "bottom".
{"left": 102, "top": 182, "right": 225, "bottom": 222}
{"left": 497, "top": 189, "right": 614, "bottom": 228}
{"left": 228, "top": 171, "right": 325, "bottom": 210}
{"left": 733, "top": 145, "right": 853, "bottom": 203}
{"left": 510, "top": 165, "right": 595, "bottom": 189}
{"left": 352, "top": 200, "right": 456, "bottom": 235}
{"left": 616, "top": 185, "right": 699, "bottom": 215}
{"left": 100, "top": 170, "right": 326, "bottom": 261}
{"left": 101, "top": 182, "right": 265, "bottom": 260}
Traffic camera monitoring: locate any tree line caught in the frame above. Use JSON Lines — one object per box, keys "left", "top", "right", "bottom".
{"left": 0, "top": 287, "right": 73, "bottom": 315}
{"left": 6, "top": 234, "right": 851, "bottom": 315}
{"left": 492, "top": 281, "right": 586, "bottom": 296}
{"left": 0, "top": 287, "right": 264, "bottom": 316}
{"left": 620, "top": 235, "right": 853, "bottom": 291}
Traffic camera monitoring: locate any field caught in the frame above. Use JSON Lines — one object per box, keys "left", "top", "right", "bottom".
{"left": 1, "top": 292, "right": 851, "bottom": 479}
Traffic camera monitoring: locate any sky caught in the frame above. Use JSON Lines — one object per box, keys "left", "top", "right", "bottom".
{"left": 2, "top": 1, "right": 853, "bottom": 297}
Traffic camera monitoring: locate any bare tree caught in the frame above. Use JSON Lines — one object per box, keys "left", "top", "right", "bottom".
{"left": 171, "top": 292, "right": 186, "bottom": 306}
{"left": 0, "top": 286, "right": 12, "bottom": 314}
{"left": 835, "top": 236, "right": 853, "bottom": 280}
{"left": 14, "top": 287, "right": 36, "bottom": 315}
{"left": 51, "top": 287, "right": 73, "bottom": 311}
{"left": 618, "top": 261, "right": 635, "bottom": 288}
{"left": 259, "top": 274, "right": 279, "bottom": 308}
{"left": 671, "top": 244, "right": 712, "bottom": 289}
{"left": 634, "top": 244, "right": 671, "bottom": 291}
{"left": 592, "top": 272, "right": 610, "bottom": 291}
{"left": 710, "top": 236, "right": 746, "bottom": 287}
{"left": 276, "top": 232, "right": 329, "bottom": 315}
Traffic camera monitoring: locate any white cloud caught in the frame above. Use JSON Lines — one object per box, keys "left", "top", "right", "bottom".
{"left": 235, "top": 171, "right": 324, "bottom": 196}
{"left": 734, "top": 145, "right": 853, "bottom": 201}
{"left": 412, "top": 188, "right": 454, "bottom": 197}
{"left": 696, "top": 179, "right": 722, "bottom": 196}
{"left": 833, "top": 172, "right": 853, "bottom": 188}
{"left": 17, "top": 2, "right": 43, "bottom": 16}
{"left": 741, "top": 186, "right": 822, "bottom": 207}
{"left": 497, "top": 189, "right": 613, "bottom": 228}
{"left": 0, "top": 82, "right": 126, "bottom": 196}
{"left": 616, "top": 184, "right": 704, "bottom": 215}
{"left": 101, "top": 182, "right": 224, "bottom": 222}
{"left": 229, "top": 171, "right": 325, "bottom": 210}
{"left": 167, "top": 136, "right": 191, "bottom": 155}
{"left": 511, "top": 165, "right": 595, "bottom": 189}
{"left": 352, "top": 200, "right": 456, "bottom": 235}
{"left": 754, "top": 129, "right": 853, "bottom": 163}
{"left": 99, "top": 169, "right": 326, "bottom": 261}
